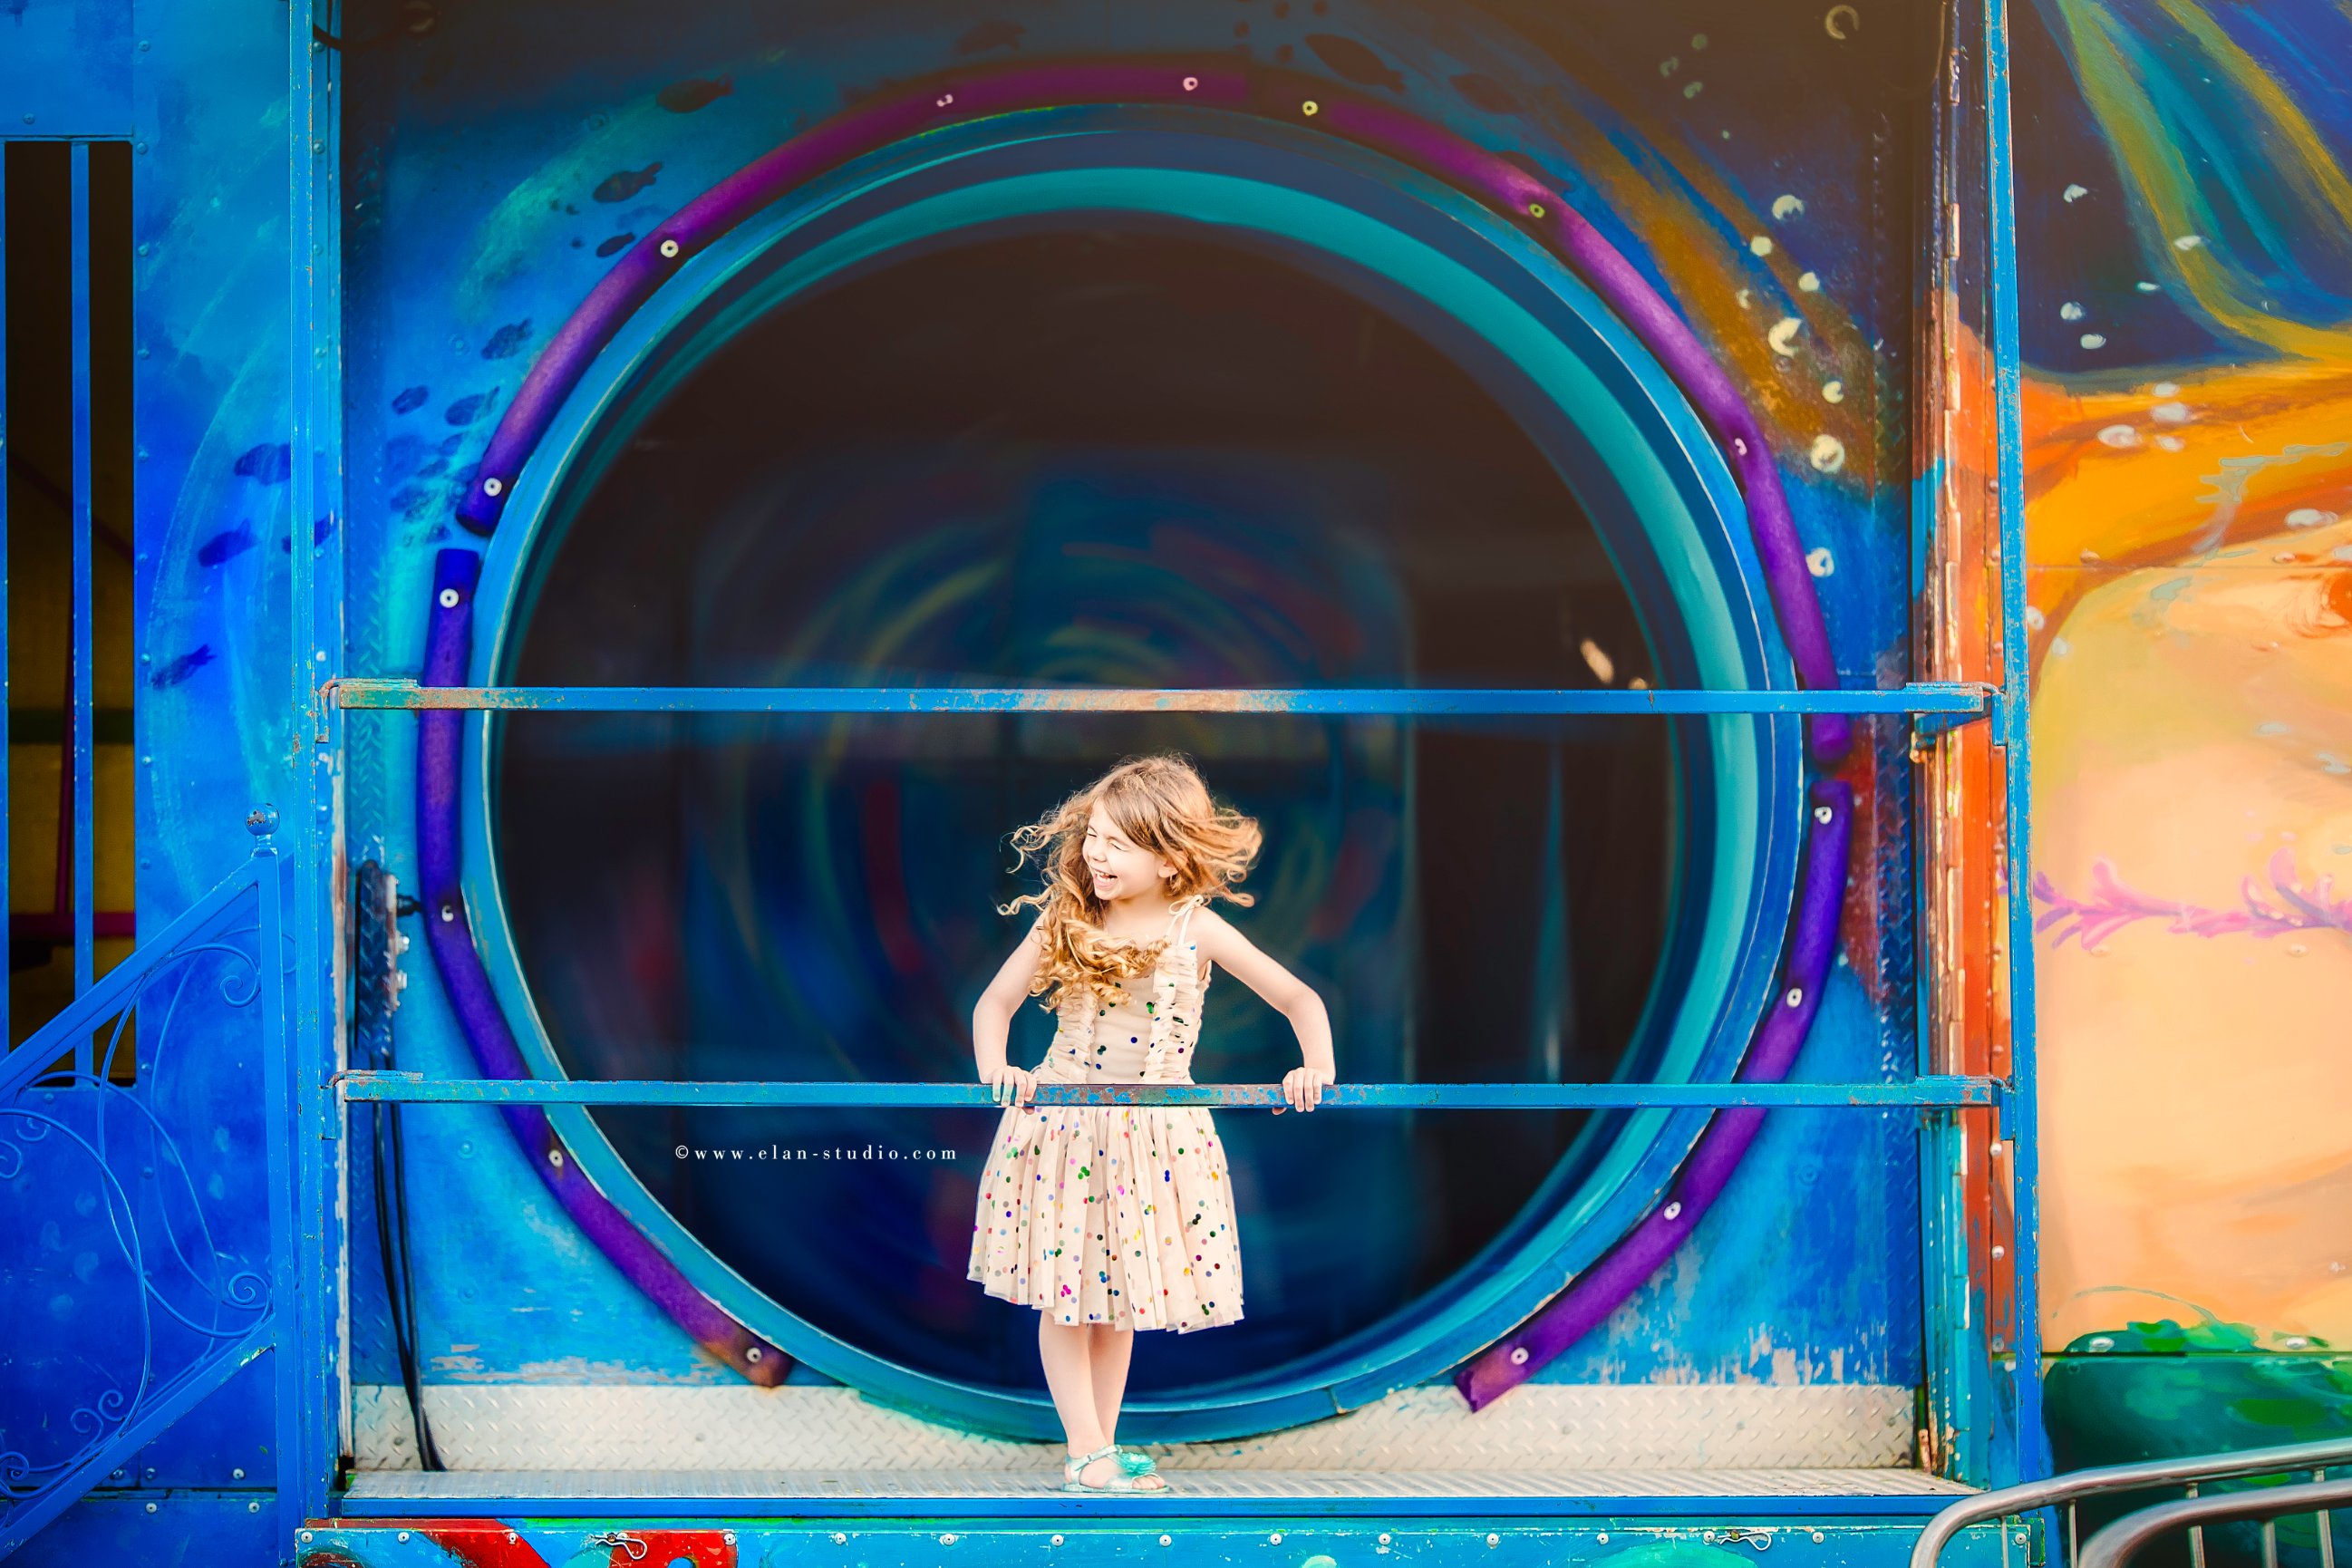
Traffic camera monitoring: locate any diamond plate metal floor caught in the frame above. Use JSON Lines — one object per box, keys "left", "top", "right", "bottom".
{"left": 340, "top": 1466, "right": 1976, "bottom": 1521}
{"left": 347, "top": 1468, "right": 1971, "bottom": 1502}
{"left": 353, "top": 1383, "right": 1923, "bottom": 1473}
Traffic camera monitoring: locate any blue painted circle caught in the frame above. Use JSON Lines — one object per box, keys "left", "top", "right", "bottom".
{"left": 458, "top": 108, "right": 1803, "bottom": 1437}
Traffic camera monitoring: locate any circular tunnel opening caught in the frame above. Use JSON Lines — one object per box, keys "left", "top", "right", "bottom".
{"left": 490, "top": 225, "right": 1676, "bottom": 1394}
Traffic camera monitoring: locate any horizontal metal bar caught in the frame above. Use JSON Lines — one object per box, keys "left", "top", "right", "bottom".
{"left": 336, "top": 1074, "right": 1999, "bottom": 1108}
{"left": 334, "top": 678, "right": 1993, "bottom": 717}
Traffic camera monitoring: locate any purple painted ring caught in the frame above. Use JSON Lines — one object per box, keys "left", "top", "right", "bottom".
{"left": 1453, "top": 778, "right": 1856, "bottom": 1408}
{"left": 418, "top": 547, "right": 789, "bottom": 1385}
{"left": 450, "top": 57, "right": 1849, "bottom": 761}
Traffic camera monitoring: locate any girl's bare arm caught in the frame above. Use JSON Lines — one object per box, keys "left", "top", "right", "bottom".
{"left": 1192, "top": 908, "right": 1335, "bottom": 1108}
{"left": 973, "top": 925, "right": 1047, "bottom": 1097}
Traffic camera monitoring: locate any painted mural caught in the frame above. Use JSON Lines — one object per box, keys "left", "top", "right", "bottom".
{"left": 2016, "top": 0, "right": 2352, "bottom": 1470}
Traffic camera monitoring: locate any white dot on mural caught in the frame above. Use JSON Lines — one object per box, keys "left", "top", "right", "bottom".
{"left": 2173, "top": 234, "right": 2205, "bottom": 250}
{"left": 1768, "top": 317, "right": 1804, "bottom": 356}
{"left": 1772, "top": 193, "right": 1805, "bottom": 220}
{"left": 1798, "top": 270, "right": 1821, "bottom": 292}
{"left": 1808, "top": 434, "right": 1846, "bottom": 473}
{"left": 2154, "top": 434, "right": 2186, "bottom": 452}
{"left": 2286, "top": 508, "right": 2337, "bottom": 528}
{"left": 2051, "top": 636, "right": 2073, "bottom": 657}
{"left": 1806, "top": 547, "right": 1836, "bottom": 576}
{"left": 2096, "top": 424, "right": 2139, "bottom": 449}
{"left": 2060, "top": 302, "right": 2085, "bottom": 321}
{"left": 1750, "top": 234, "right": 1774, "bottom": 256}
{"left": 2080, "top": 333, "right": 2108, "bottom": 350}
{"left": 1822, "top": 379, "right": 1844, "bottom": 403}
{"left": 2137, "top": 280, "right": 2160, "bottom": 292}
{"left": 1736, "top": 287, "right": 1753, "bottom": 308}
{"left": 1683, "top": 81, "right": 1704, "bottom": 99}
{"left": 2063, "top": 182, "right": 2089, "bottom": 202}
{"left": 2151, "top": 382, "right": 2180, "bottom": 396}
{"left": 2024, "top": 605, "right": 2046, "bottom": 630}
{"left": 2150, "top": 402, "right": 2190, "bottom": 422}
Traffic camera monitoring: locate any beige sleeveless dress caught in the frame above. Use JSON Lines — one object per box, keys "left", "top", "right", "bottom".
{"left": 967, "top": 895, "right": 1244, "bottom": 1331}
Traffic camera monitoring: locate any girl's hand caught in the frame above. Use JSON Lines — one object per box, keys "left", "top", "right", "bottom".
{"left": 982, "top": 1062, "right": 1037, "bottom": 1108}
{"left": 1273, "top": 1066, "right": 1335, "bottom": 1114}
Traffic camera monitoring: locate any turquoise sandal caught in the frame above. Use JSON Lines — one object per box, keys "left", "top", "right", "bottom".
{"left": 1061, "top": 1442, "right": 1170, "bottom": 1492}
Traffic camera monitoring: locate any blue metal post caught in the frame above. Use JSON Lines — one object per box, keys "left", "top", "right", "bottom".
{"left": 286, "top": 0, "right": 345, "bottom": 1540}
{"left": 70, "top": 142, "right": 96, "bottom": 1031}
{"left": 1982, "top": 0, "right": 2047, "bottom": 1486}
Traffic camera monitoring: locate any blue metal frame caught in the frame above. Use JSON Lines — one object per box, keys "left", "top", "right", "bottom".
{"left": 339, "top": 681, "right": 1989, "bottom": 715}
{"left": 287, "top": 0, "right": 346, "bottom": 1535}
{"left": 340, "top": 1075, "right": 1999, "bottom": 1108}
{"left": 1981, "top": 0, "right": 2046, "bottom": 1490}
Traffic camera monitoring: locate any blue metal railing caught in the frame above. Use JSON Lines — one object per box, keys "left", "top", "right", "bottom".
{"left": 0, "top": 812, "right": 289, "bottom": 1559}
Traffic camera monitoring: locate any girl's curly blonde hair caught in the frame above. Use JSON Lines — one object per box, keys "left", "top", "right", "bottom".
{"left": 999, "top": 753, "right": 1263, "bottom": 1013}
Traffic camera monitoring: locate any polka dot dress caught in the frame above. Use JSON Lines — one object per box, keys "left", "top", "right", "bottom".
{"left": 968, "top": 896, "right": 1244, "bottom": 1332}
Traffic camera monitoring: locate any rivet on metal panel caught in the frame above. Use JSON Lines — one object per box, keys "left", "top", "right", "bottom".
{"left": 940, "top": 1533, "right": 957, "bottom": 1544}
{"left": 1599, "top": 1533, "right": 1611, "bottom": 1544}
{"left": 1380, "top": 1534, "right": 1394, "bottom": 1546}
{"left": 723, "top": 1533, "right": 736, "bottom": 1546}
{"left": 1509, "top": 1346, "right": 1528, "bottom": 1364}
{"left": 1183, "top": 76, "right": 1199, "bottom": 91}
{"left": 746, "top": 1346, "right": 761, "bottom": 1361}
{"left": 439, "top": 587, "right": 461, "bottom": 607}
{"left": 1488, "top": 1534, "right": 1501, "bottom": 1548}
{"left": 832, "top": 1533, "right": 847, "bottom": 1545}
{"left": 1159, "top": 1534, "right": 1172, "bottom": 1546}
{"left": 1050, "top": 1535, "right": 1064, "bottom": 1546}
{"left": 1664, "top": 1201, "right": 1683, "bottom": 1221}
{"left": 1992, "top": 1336, "right": 2007, "bottom": 1351}
{"left": 1302, "top": 101, "right": 1320, "bottom": 115}
{"left": 146, "top": 1502, "right": 157, "bottom": 1514}
{"left": 232, "top": 1468, "right": 244, "bottom": 1480}
{"left": 2088, "top": 1335, "right": 2115, "bottom": 1351}
{"left": 482, "top": 477, "right": 504, "bottom": 497}
{"left": 659, "top": 238, "right": 680, "bottom": 257}
{"left": 1814, "top": 1533, "right": 1826, "bottom": 1544}
{"left": 247, "top": 1502, "right": 259, "bottom": 1514}
{"left": 1271, "top": 1534, "right": 1284, "bottom": 1544}
{"left": 397, "top": 1533, "right": 410, "bottom": 1544}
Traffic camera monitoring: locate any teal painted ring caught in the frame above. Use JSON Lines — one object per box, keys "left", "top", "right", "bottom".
{"left": 456, "top": 110, "right": 1805, "bottom": 1437}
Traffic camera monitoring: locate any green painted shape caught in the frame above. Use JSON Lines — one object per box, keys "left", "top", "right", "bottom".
{"left": 2046, "top": 1337, "right": 2352, "bottom": 1568}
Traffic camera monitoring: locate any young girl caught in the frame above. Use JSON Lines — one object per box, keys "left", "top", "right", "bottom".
{"left": 966, "top": 754, "right": 1336, "bottom": 1493}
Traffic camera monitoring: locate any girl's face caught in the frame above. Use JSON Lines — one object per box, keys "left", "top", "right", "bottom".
{"left": 1082, "top": 800, "right": 1176, "bottom": 905}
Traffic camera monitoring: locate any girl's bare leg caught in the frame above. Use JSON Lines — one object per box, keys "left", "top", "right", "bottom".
{"left": 1086, "top": 1320, "right": 1165, "bottom": 1488}
{"left": 1037, "top": 1315, "right": 1163, "bottom": 1489}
